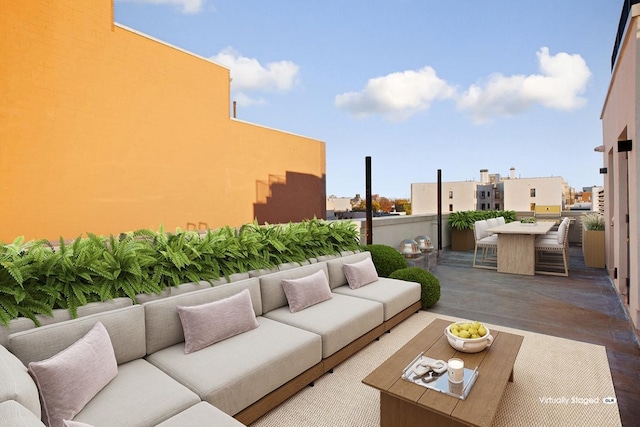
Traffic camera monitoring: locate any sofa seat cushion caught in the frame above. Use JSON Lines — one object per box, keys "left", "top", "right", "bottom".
{"left": 71, "top": 359, "right": 199, "bottom": 427}
{"left": 332, "top": 278, "right": 420, "bottom": 321}
{"left": 0, "top": 400, "right": 45, "bottom": 427}
{"left": 263, "top": 293, "right": 383, "bottom": 358}
{"left": 145, "top": 317, "right": 321, "bottom": 416}
{"left": 156, "top": 402, "right": 246, "bottom": 427}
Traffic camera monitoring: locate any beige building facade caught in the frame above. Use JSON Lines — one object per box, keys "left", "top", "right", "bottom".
{"left": 411, "top": 181, "right": 478, "bottom": 214}
{"left": 412, "top": 171, "right": 570, "bottom": 215}
{"left": 600, "top": 1, "right": 640, "bottom": 329}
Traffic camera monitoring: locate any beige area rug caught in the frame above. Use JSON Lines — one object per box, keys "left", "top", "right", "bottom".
{"left": 251, "top": 311, "right": 621, "bottom": 427}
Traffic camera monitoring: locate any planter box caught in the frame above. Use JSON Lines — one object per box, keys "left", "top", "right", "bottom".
{"left": 451, "top": 229, "right": 475, "bottom": 252}
{"left": 582, "top": 226, "right": 605, "bottom": 268}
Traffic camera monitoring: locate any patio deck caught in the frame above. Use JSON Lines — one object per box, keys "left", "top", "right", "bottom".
{"left": 429, "top": 245, "right": 640, "bottom": 426}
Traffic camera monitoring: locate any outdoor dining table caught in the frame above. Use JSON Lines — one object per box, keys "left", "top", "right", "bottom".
{"left": 486, "top": 221, "right": 555, "bottom": 275}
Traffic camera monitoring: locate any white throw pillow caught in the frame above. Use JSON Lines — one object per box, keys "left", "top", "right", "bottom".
{"left": 282, "top": 270, "right": 332, "bottom": 313}
{"left": 28, "top": 322, "right": 117, "bottom": 427}
{"left": 343, "top": 257, "right": 379, "bottom": 289}
{"left": 178, "top": 288, "right": 259, "bottom": 354}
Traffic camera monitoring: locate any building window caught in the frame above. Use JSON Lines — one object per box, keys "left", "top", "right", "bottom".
{"left": 495, "top": 190, "right": 501, "bottom": 199}
{"left": 530, "top": 188, "right": 536, "bottom": 197}
{"left": 481, "top": 203, "right": 486, "bottom": 210}
{"left": 488, "top": 191, "right": 491, "bottom": 198}
{"left": 449, "top": 204, "right": 453, "bottom": 212}
{"left": 449, "top": 191, "right": 453, "bottom": 199}
{"left": 495, "top": 203, "right": 500, "bottom": 210}
{"left": 480, "top": 191, "right": 486, "bottom": 199}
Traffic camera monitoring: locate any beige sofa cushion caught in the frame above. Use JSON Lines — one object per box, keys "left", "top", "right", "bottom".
{"left": 72, "top": 359, "right": 199, "bottom": 426}
{"left": 144, "top": 278, "right": 262, "bottom": 354}
{"left": 8, "top": 305, "right": 145, "bottom": 366}
{"left": 332, "top": 277, "right": 421, "bottom": 321}
{"left": 0, "top": 345, "right": 41, "bottom": 417}
{"left": 156, "top": 402, "right": 246, "bottom": 427}
{"left": 263, "top": 293, "right": 383, "bottom": 358}
{"left": 28, "top": 322, "right": 117, "bottom": 427}
{"left": 326, "top": 252, "right": 372, "bottom": 289}
{"left": 178, "top": 289, "right": 259, "bottom": 354}
{"left": 0, "top": 400, "right": 45, "bottom": 427}
{"left": 259, "top": 263, "right": 328, "bottom": 313}
{"left": 0, "top": 298, "right": 132, "bottom": 348}
{"left": 146, "top": 317, "right": 321, "bottom": 416}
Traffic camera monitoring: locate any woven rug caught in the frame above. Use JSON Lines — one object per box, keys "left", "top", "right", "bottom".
{"left": 251, "top": 311, "right": 621, "bottom": 427}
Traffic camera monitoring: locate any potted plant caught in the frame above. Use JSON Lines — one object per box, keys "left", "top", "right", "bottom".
{"left": 448, "top": 211, "right": 477, "bottom": 251}
{"left": 582, "top": 213, "right": 605, "bottom": 268}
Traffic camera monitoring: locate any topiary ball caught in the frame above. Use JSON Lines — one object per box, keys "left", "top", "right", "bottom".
{"left": 362, "top": 244, "right": 407, "bottom": 277}
{"left": 389, "top": 267, "right": 441, "bottom": 309}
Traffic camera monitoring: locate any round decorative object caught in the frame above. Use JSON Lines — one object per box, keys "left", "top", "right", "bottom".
{"left": 398, "top": 239, "right": 421, "bottom": 258}
{"left": 415, "top": 235, "right": 434, "bottom": 253}
{"left": 444, "top": 321, "right": 494, "bottom": 353}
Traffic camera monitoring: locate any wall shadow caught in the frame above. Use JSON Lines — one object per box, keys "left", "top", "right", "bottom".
{"left": 254, "top": 171, "right": 326, "bottom": 224}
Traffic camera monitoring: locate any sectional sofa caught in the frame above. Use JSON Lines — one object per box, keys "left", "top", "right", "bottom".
{"left": 0, "top": 251, "right": 421, "bottom": 427}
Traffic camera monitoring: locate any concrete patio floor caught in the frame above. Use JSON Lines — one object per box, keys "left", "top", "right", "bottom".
{"left": 427, "top": 246, "right": 640, "bottom": 426}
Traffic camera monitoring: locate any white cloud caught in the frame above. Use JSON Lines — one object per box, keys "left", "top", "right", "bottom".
{"left": 211, "top": 47, "right": 300, "bottom": 107}
{"left": 334, "top": 66, "right": 456, "bottom": 121}
{"left": 115, "top": 0, "right": 205, "bottom": 15}
{"left": 335, "top": 48, "right": 591, "bottom": 123}
{"left": 457, "top": 47, "right": 592, "bottom": 123}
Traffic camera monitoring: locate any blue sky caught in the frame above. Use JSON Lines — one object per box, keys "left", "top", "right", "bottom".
{"left": 114, "top": 0, "right": 620, "bottom": 199}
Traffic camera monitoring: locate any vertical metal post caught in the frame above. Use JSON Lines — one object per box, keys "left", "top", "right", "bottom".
{"left": 366, "top": 156, "right": 373, "bottom": 245}
{"left": 437, "top": 169, "right": 442, "bottom": 255}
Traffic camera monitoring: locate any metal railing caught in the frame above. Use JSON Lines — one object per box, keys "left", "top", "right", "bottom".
{"left": 612, "top": 0, "right": 640, "bottom": 70}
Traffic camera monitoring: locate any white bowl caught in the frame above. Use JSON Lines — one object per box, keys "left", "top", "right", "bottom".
{"left": 444, "top": 322, "right": 494, "bottom": 353}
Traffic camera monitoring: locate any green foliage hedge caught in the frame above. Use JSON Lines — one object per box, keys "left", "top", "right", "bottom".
{"left": 0, "top": 219, "right": 360, "bottom": 326}
{"left": 362, "top": 244, "right": 407, "bottom": 277}
{"left": 389, "top": 267, "right": 441, "bottom": 309}
{"left": 448, "top": 210, "right": 516, "bottom": 230}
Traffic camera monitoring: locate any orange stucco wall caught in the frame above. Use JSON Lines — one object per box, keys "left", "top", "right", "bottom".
{"left": 0, "top": 0, "right": 326, "bottom": 242}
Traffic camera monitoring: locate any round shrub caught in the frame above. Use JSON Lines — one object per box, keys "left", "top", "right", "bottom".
{"left": 362, "top": 244, "right": 407, "bottom": 277}
{"left": 389, "top": 267, "right": 441, "bottom": 309}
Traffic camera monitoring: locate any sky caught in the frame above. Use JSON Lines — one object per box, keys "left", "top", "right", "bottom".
{"left": 114, "top": 0, "right": 621, "bottom": 199}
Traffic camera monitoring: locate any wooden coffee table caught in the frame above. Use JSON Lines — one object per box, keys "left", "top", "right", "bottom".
{"left": 362, "top": 318, "right": 523, "bottom": 427}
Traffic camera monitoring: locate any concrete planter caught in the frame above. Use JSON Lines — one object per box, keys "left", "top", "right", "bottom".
{"left": 582, "top": 226, "right": 605, "bottom": 268}
{"left": 451, "top": 229, "right": 475, "bottom": 252}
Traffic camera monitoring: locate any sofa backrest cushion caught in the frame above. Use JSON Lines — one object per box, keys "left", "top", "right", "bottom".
{"left": 0, "top": 298, "right": 132, "bottom": 348}
{"left": 259, "top": 263, "right": 328, "bottom": 313}
{"left": 0, "top": 345, "right": 42, "bottom": 418}
{"left": 326, "top": 252, "right": 372, "bottom": 289}
{"left": 8, "top": 305, "right": 145, "bottom": 366}
{"left": 143, "top": 278, "right": 262, "bottom": 354}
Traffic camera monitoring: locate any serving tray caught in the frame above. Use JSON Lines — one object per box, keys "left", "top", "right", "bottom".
{"left": 401, "top": 352, "right": 478, "bottom": 400}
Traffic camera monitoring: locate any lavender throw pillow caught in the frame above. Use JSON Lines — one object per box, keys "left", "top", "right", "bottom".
{"left": 28, "top": 322, "right": 117, "bottom": 427}
{"left": 178, "top": 288, "right": 259, "bottom": 354}
{"left": 343, "top": 257, "right": 379, "bottom": 289}
{"left": 282, "top": 270, "right": 332, "bottom": 313}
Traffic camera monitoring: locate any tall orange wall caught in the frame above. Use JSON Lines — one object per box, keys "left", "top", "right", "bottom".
{"left": 0, "top": 0, "right": 326, "bottom": 242}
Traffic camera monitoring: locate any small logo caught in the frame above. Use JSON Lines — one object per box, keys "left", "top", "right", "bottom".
{"left": 603, "top": 397, "right": 617, "bottom": 404}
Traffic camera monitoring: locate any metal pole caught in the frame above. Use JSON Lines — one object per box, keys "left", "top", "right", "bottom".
{"left": 366, "top": 156, "right": 373, "bottom": 245}
{"left": 437, "top": 169, "right": 442, "bottom": 255}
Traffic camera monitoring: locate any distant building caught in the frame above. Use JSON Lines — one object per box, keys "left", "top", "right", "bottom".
{"left": 411, "top": 168, "right": 573, "bottom": 214}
